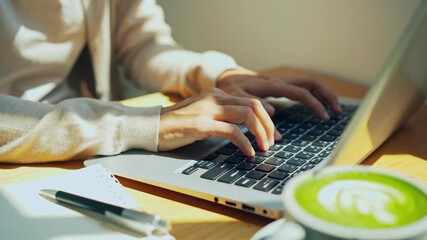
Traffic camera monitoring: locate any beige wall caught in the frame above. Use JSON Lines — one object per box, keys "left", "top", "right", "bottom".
{"left": 157, "top": 0, "right": 420, "bottom": 86}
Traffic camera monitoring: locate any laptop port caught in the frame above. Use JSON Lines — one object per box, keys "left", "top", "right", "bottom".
{"left": 242, "top": 204, "right": 255, "bottom": 212}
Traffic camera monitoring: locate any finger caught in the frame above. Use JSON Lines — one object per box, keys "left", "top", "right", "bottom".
{"left": 201, "top": 120, "right": 255, "bottom": 156}
{"left": 217, "top": 91, "right": 281, "bottom": 142}
{"left": 274, "top": 129, "right": 282, "bottom": 141}
{"left": 287, "top": 77, "right": 342, "bottom": 115}
{"left": 237, "top": 91, "right": 276, "bottom": 116}
{"left": 219, "top": 96, "right": 276, "bottom": 146}
{"left": 236, "top": 78, "right": 328, "bottom": 119}
{"left": 267, "top": 83, "right": 330, "bottom": 120}
{"left": 214, "top": 105, "right": 271, "bottom": 151}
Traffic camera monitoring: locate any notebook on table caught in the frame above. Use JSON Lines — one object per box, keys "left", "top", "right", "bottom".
{"left": 0, "top": 164, "right": 158, "bottom": 240}
{"left": 85, "top": 1, "right": 427, "bottom": 219}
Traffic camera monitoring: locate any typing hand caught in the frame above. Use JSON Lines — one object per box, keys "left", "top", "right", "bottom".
{"left": 158, "top": 89, "right": 282, "bottom": 156}
{"left": 216, "top": 69, "right": 342, "bottom": 120}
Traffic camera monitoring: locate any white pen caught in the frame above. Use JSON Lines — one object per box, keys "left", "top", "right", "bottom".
{"left": 39, "top": 189, "right": 171, "bottom": 236}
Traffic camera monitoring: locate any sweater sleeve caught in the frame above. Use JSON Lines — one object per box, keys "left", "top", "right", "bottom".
{"left": 114, "top": 0, "right": 240, "bottom": 98}
{"left": 0, "top": 95, "right": 161, "bottom": 163}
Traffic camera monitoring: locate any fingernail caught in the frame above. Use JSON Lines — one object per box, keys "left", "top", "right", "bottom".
{"left": 323, "top": 111, "right": 330, "bottom": 121}
{"left": 260, "top": 140, "right": 269, "bottom": 151}
{"left": 269, "top": 136, "right": 275, "bottom": 146}
{"left": 266, "top": 105, "right": 275, "bottom": 116}
{"left": 274, "top": 130, "right": 282, "bottom": 141}
{"left": 248, "top": 147, "right": 255, "bottom": 157}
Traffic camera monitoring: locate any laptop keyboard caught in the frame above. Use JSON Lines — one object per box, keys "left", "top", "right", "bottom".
{"left": 180, "top": 103, "right": 358, "bottom": 195}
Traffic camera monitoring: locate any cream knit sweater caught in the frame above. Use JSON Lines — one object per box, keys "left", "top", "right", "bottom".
{"left": 0, "top": 0, "right": 239, "bottom": 163}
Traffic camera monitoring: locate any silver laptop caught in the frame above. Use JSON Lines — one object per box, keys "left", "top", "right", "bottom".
{"left": 85, "top": 1, "right": 427, "bottom": 219}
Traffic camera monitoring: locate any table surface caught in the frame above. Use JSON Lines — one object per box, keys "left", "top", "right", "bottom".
{"left": 1, "top": 66, "right": 426, "bottom": 240}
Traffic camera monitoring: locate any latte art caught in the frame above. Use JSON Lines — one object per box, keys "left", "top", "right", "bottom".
{"left": 317, "top": 180, "right": 404, "bottom": 225}
{"left": 294, "top": 170, "right": 427, "bottom": 228}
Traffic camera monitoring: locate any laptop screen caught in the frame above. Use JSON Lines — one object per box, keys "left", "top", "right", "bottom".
{"left": 327, "top": 1, "right": 427, "bottom": 166}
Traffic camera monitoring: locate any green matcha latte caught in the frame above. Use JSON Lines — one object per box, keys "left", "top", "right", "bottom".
{"left": 294, "top": 170, "right": 427, "bottom": 228}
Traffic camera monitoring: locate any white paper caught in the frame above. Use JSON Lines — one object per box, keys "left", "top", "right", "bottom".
{"left": 0, "top": 164, "right": 174, "bottom": 240}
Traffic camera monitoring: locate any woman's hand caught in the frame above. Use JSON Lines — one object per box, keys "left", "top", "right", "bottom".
{"left": 158, "top": 88, "right": 282, "bottom": 156}
{"left": 217, "top": 69, "right": 342, "bottom": 120}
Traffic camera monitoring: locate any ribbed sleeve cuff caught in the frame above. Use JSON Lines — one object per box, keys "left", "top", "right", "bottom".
{"left": 119, "top": 105, "right": 162, "bottom": 152}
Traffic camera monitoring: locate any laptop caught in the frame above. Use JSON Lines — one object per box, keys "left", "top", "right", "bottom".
{"left": 85, "top": 1, "right": 427, "bottom": 219}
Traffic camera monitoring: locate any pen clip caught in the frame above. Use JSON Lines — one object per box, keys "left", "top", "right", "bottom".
{"left": 105, "top": 210, "right": 170, "bottom": 237}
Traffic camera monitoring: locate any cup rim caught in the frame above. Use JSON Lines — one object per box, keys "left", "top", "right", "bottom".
{"left": 282, "top": 165, "right": 427, "bottom": 239}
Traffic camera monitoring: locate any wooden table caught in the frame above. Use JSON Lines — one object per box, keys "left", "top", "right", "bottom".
{"left": 1, "top": 66, "right": 426, "bottom": 240}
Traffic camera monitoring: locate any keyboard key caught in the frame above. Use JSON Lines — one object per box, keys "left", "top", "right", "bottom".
{"left": 235, "top": 150, "right": 248, "bottom": 157}
{"left": 318, "top": 150, "right": 331, "bottom": 158}
{"left": 304, "top": 145, "right": 323, "bottom": 153}
{"left": 268, "top": 170, "right": 289, "bottom": 180}
{"left": 194, "top": 160, "right": 209, "bottom": 168}
{"left": 287, "top": 116, "right": 305, "bottom": 123}
{"left": 236, "top": 162, "right": 257, "bottom": 171}
{"left": 329, "top": 129, "right": 343, "bottom": 136}
{"left": 327, "top": 119, "right": 338, "bottom": 125}
{"left": 291, "top": 140, "right": 310, "bottom": 147}
{"left": 216, "top": 147, "right": 237, "bottom": 155}
{"left": 270, "top": 144, "right": 284, "bottom": 151}
{"left": 274, "top": 151, "right": 293, "bottom": 159}
{"left": 305, "top": 117, "right": 321, "bottom": 124}
{"left": 253, "top": 178, "right": 280, "bottom": 192}
{"left": 225, "top": 142, "right": 238, "bottom": 149}
{"left": 235, "top": 178, "right": 257, "bottom": 188}
{"left": 290, "top": 128, "right": 307, "bottom": 135}
{"left": 301, "top": 163, "right": 316, "bottom": 171}
{"left": 312, "top": 140, "right": 330, "bottom": 147}
{"left": 320, "top": 135, "right": 338, "bottom": 142}
{"left": 287, "top": 158, "right": 307, "bottom": 166}
{"left": 277, "top": 127, "right": 288, "bottom": 134}
{"left": 182, "top": 166, "right": 198, "bottom": 175}
{"left": 307, "top": 129, "right": 324, "bottom": 136}
{"left": 330, "top": 114, "right": 346, "bottom": 122}
{"left": 335, "top": 124, "right": 346, "bottom": 131}
{"left": 246, "top": 156, "right": 267, "bottom": 164}
{"left": 282, "top": 133, "right": 299, "bottom": 140}
{"left": 315, "top": 124, "right": 332, "bottom": 131}
{"left": 201, "top": 163, "right": 234, "bottom": 180}
{"left": 199, "top": 161, "right": 217, "bottom": 169}
{"left": 204, "top": 153, "right": 220, "bottom": 161}
{"left": 295, "top": 151, "right": 314, "bottom": 160}
{"left": 277, "top": 122, "right": 296, "bottom": 129}
{"left": 275, "top": 138, "right": 292, "bottom": 145}
{"left": 218, "top": 169, "right": 246, "bottom": 183}
{"left": 278, "top": 163, "right": 298, "bottom": 173}
{"left": 194, "top": 160, "right": 216, "bottom": 169}
{"left": 310, "top": 157, "right": 325, "bottom": 164}
{"left": 224, "top": 156, "right": 245, "bottom": 164}
{"left": 300, "top": 122, "right": 315, "bottom": 129}
{"left": 299, "top": 135, "right": 317, "bottom": 141}
{"left": 265, "top": 157, "right": 286, "bottom": 166}
{"left": 255, "top": 164, "right": 275, "bottom": 173}
{"left": 255, "top": 151, "right": 275, "bottom": 157}
{"left": 246, "top": 170, "right": 266, "bottom": 180}
{"left": 283, "top": 145, "right": 302, "bottom": 153}
{"left": 272, "top": 185, "right": 284, "bottom": 195}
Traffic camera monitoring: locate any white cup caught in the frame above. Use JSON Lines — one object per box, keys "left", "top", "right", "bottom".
{"left": 257, "top": 166, "right": 427, "bottom": 240}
